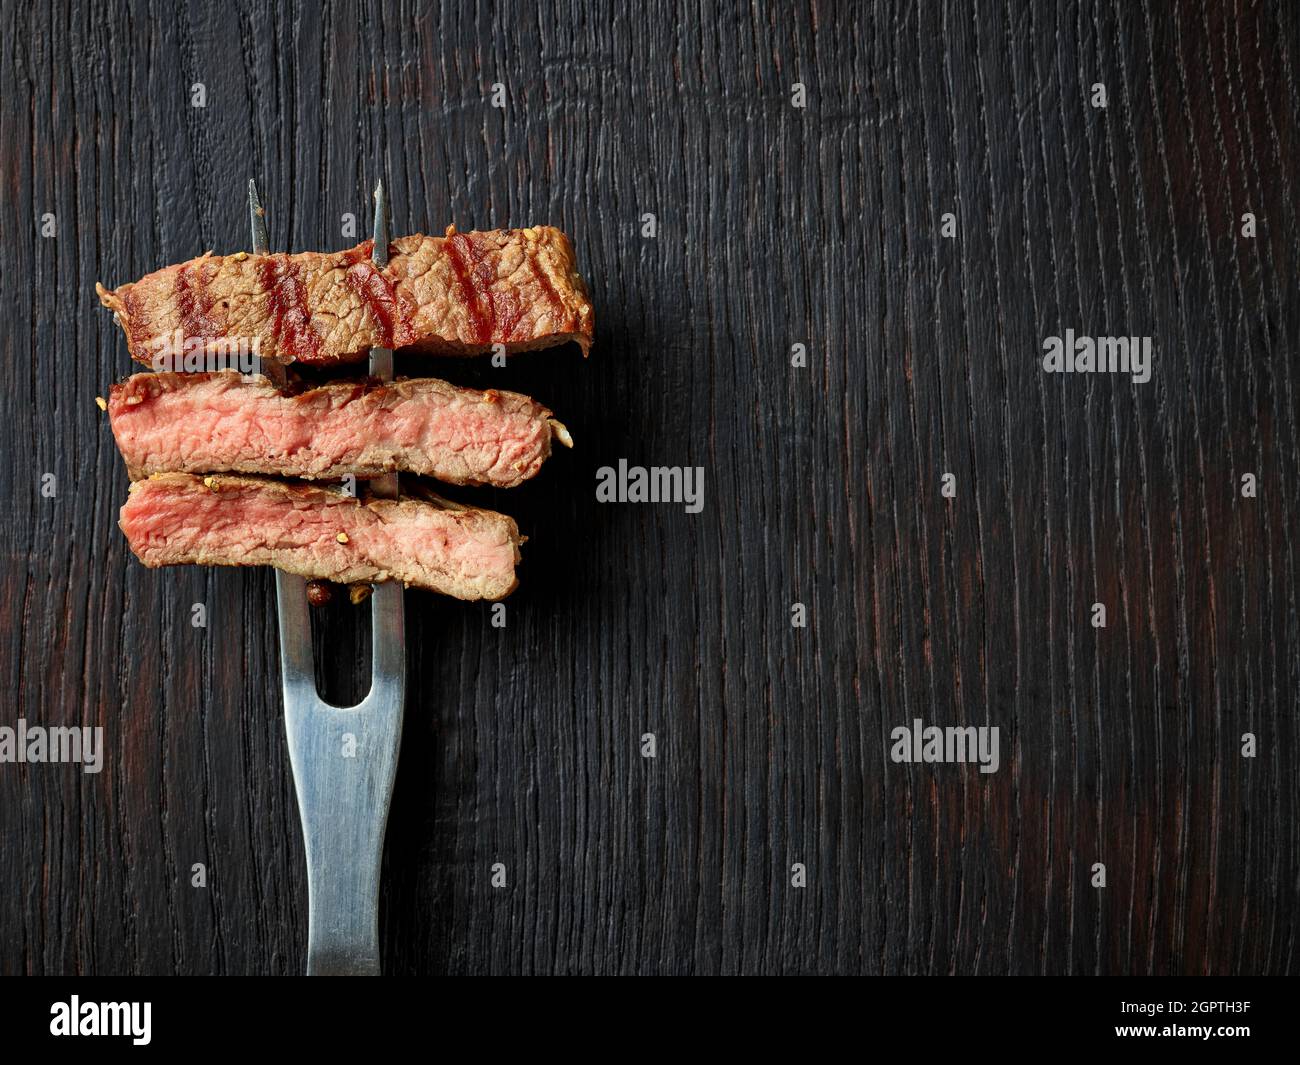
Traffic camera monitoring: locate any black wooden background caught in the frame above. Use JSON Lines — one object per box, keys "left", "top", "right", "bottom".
{"left": 1, "top": 0, "right": 1297, "bottom": 976}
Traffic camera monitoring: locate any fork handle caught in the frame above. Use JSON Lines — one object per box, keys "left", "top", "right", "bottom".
{"left": 280, "top": 577, "right": 406, "bottom": 975}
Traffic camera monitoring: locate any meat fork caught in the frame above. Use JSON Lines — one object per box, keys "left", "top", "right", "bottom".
{"left": 249, "top": 178, "right": 406, "bottom": 976}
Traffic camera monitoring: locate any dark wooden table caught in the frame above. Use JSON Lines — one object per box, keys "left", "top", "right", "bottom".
{"left": 2, "top": 0, "right": 1297, "bottom": 976}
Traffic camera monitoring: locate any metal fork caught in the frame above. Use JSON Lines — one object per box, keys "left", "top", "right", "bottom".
{"left": 249, "top": 179, "right": 407, "bottom": 976}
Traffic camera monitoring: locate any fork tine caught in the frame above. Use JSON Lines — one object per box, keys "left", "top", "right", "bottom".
{"left": 254, "top": 174, "right": 406, "bottom": 976}
{"left": 248, "top": 179, "right": 269, "bottom": 254}
{"left": 247, "top": 179, "right": 287, "bottom": 388}
{"left": 372, "top": 179, "right": 389, "bottom": 267}
{"left": 365, "top": 178, "right": 405, "bottom": 685}
{"left": 248, "top": 179, "right": 312, "bottom": 676}
{"left": 368, "top": 180, "right": 394, "bottom": 384}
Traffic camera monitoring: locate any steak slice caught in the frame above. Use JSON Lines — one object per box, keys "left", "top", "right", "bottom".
{"left": 96, "top": 227, "right": 594, "bottom": 365}
{"left": 120, "top": 473, "right": 522, "bottom": 600}
{"left": 107, "top": 371, "right": 572, "bottom": 487}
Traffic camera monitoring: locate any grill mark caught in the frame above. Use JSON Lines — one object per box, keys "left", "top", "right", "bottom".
{"left": 121, "top": 288, "right": 147, "bottom": 350}
{"left": 173, "top": 262, "right": 219, "bottom": 345}
{"left": 173, "top": 266, "right": 194, "bottom": 337}
{"left": 489, "top": 288, "right": 525, "bottom": 339}
{"left": 528, "top": 248, "right": 569, "bottom": 334}
{"left": 344, "top": 259, "right": 401, "bottom": 347}
{"left": 444, "top": 233, "right": 491, "bottom": 345}
{"left": 257, "top": 256, "right": 321, "bottom": 360}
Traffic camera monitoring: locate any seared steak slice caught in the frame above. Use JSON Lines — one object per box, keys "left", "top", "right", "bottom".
{"left": 96, "top": 227, "right": 594, "bottom": 365}
{"left": 108, "top": 371, "right": 572, "bottom": 487}
{"left": 120, "top": 473, "right": 522, "bottom": 600}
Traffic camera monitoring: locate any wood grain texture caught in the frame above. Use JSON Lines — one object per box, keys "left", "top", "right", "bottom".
{"left": 1, "top": 0, "right": 1297, "bottom": 975}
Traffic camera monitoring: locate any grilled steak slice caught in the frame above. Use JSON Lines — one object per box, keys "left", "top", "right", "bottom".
{"left": 120, "top": 473, "right": 522, "bottom": 600}
{"left": 96, "top": 227, "right": 594, "bottom": 366}
{"left": 107, "top": 371, "right": 572, "bottom": 487}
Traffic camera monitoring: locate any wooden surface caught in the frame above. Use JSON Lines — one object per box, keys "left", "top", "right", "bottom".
{"left": 2, "top": 0, "right": 1298, "bottom": 976}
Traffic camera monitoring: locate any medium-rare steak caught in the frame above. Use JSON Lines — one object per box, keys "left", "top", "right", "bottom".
{"left": 96, "top": 227, "right": 594, "bottom": 365}
{"left": 107, "top": 371, "right": 572, "bottom": 487}
{"left": 120, "top": 473, "right": 522, "bottom": 600}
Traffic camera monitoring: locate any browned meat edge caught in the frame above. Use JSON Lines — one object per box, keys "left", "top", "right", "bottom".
{"left": 96, "top": 227, "right": 594, "bottom": 365}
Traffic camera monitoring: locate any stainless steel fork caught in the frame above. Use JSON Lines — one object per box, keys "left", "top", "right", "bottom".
{"left": 248, "top": 179, "right": 407, "bottom": 976}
